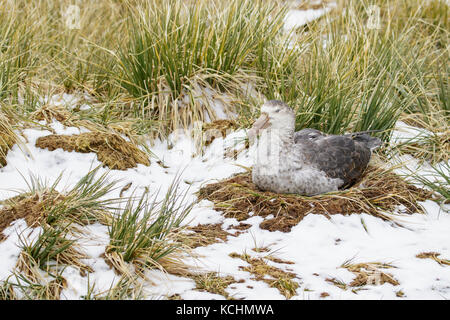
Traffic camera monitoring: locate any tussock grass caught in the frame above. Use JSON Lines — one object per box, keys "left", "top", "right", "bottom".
{"left": 0, "top": 2, "right": 39, "bottom": 101}
{"left": 0, "top": 168, "right": 117, "bottom": 238}
{"left": 83, "top": 275, "right": 144, "bottom": 300}
{"left": 102, "top": 0, "right": 288, "bottom": 135}
{"left": 1, "top": 0, "right": 447, "bottom": 147}
{"left": 394, "top": 115, "right": 449, "bottom": 165}
{"left": 5, "top": 271, "right": 68, "bottom": 300}
{"left": 0, "top": 168, "right": 118, "bottom": 292}
{"left": 105, "top": 176, "right": 194, "bottom": 278}
{"left": 201, "top": 120, "right": 238, "bottom": 146}
{"left": 0, "top": 168, "right": 195, "bottom": 299}
{"left": 17, "top": 225, "right": 93, "bottom": 276}
{"left": 31, "top": 104, "right": 73, "bottom": 124}
{"left": 0, "top": 112, "right": 18, "bottom": 167}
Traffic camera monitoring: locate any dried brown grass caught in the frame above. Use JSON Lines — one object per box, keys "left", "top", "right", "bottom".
{"left": 342, "top": 262, "right": 399, "bottom": 287}
{"left": 0, "top": 113, "right": 17, "bottom": 167}
{"left": 399, "top": 113, "right": 450, "bottom": 164}
{"left": 201, "top": 120, "right": 237, "bottom": 146}
{"left": 35, "top": 132, "right": 150, "bottom": 170}
{"left": 229, "top": 252, "right": 300, "bottom": 299}
{"left": 416, "top": 252, "right": 450, "bottom": 266}
{"left": 31, "top": 105, "right": 72, "bottom": 124}
{"left": 13, "top": 252, "right": 69, "bottom": 300}
{"left": 192, "top": 272, "right": 239, "bottom": 299}
{"left": 0, "top": 191, "right": 63, "bottom": 242}
{"left": 179, "top": 223, "right": 233, "bottom": 249}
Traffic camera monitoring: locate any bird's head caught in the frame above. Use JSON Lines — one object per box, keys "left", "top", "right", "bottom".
{"left": 248, "top": 100, "right": 295, "bottom": 141}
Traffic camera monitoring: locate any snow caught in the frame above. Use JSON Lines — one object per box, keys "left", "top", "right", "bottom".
{"left": 283, "top": 3, "right": 336, "bottom": 31}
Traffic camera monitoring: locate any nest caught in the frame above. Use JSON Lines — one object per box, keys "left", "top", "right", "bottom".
{"left": 197, "top": 166, "right": 434, "bottom": 232}
{"left": 35, "top": 132, "right": 150, "bottom": 170}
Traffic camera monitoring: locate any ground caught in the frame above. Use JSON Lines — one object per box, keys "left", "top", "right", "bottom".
{"left": 0, "top": 110, "right": 448, "bottom": 299}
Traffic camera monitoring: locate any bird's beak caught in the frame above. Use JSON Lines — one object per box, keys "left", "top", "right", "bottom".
{"left": 248, "top": 112, "right": 270, "bottom": 142}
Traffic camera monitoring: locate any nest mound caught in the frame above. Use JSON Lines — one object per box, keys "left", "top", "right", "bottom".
{"left": 35, "top": 132, "right": 150, "bottom": 170}
{"left": 197, "top": 167, "right": 434, "bottom": 232}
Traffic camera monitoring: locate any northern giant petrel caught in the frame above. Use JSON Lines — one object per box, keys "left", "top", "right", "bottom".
{"left": 248, "top": 100, "right": 381, "bottom": 196}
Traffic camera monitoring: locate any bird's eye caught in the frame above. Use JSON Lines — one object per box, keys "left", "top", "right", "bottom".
{"left": 275, "top": 109, "right": 280, "bottom": 113}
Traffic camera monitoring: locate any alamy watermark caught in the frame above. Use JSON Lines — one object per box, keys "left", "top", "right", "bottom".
{"left": 63, "top": 4, "right": 81, "bottom": 30}
{"left": 366, "top": 5, "right": 382, "bottom": 30}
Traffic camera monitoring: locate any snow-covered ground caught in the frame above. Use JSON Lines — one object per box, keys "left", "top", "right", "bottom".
{"left": 0, "top": 94, "right": 449, "bottom": 299}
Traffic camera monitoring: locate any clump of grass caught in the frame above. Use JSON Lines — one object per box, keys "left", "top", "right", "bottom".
{"left": 0, "top": 168, "right": 123, "bottom": 290}
{"left": 0, "top": 112, "right": 18, "bottom": 167}
{"left": 2, "top": 168, "right": 123, "bottom": 282}
{"left": 105, "top": 176, "right": 194, "bottom": 278}
{"left": 5, "top": 270, "right": 67, "bottom": 300}
{"left": 85, "top": 275, "right": 145, "bottom": 300}
{"left": 0, "top": 2, "right": 39, "bottom": 102}
{"left": 35, "top": 131, "right": 150, "bottom": 170}
{"left": 179, "top": 223, "right": 233, "bottom": 249}
{"left": 0, "top": 167, "right": 118, "bottom": 240}
{"left": 0, "top": 280, "right": 16, "bottom": 300}
{"left": 394, "top": 115, "right": 449, "bottom": 165}
{"left": 45, "top": 168, "right": 118, "bottom": 226}
{"left": 103, "top": 0, "right": 287, "bottom": 135}
{"left": 341, "top": 260, "right": 399, "bottom": 287}
{"left": 0, "top": 188, "right": 62, "bottom": 242}
{"left": 17, "top": 225, "right": 93, "bottom": 276}
{"left": 198, "top": 166, "right": 434, "bottom": 232}
{"left": 0, "top": 168, "right": 124, "bottom": 299}
{"left": 289, "top": 4, "right": 412, "bottom": 139}
{"left": 229, "top": 252, "right": 300, "bottom": 299}
{"left": 395, "top": 132, "right": 449, "bottom": 165}
{"left": 192, "top": 272, "right": 238, "bottom": 299}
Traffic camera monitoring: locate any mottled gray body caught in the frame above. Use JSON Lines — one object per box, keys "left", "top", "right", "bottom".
{"left": 250, "top": 100, "right": 381, "bottom": 196}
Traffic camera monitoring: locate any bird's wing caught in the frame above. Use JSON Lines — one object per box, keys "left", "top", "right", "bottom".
{"left": 344, "top": 132, "right": 382, "bottom": 150}
{"left": 302, "top": 135, "right": 371, "bottom": 188}
{"left": 294, "top": 128, "right": 326, "bottom": 143}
